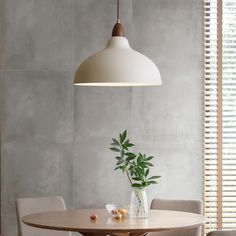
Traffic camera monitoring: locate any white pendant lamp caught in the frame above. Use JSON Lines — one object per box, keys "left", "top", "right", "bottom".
{"left": 74, "top": 0, "right": 162, "bottom": 87}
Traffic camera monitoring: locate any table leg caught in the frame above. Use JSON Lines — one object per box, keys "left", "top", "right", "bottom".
{"left": 79, "top": 232, "right": 109, "bottom": 236}
{"left": 80, "top": 233, "right": 109, "bottom": 236}
{"left": 80, "top": 232, "right": 148, "bottom": 236}
{"left": 111, "top": 233, "right": 129, "bottom": 236}
{"left": 112, "top": 232, "right": 148, "bottom": 236}
{"left": 130, "top": 233, "right": 148, "bottom": 236}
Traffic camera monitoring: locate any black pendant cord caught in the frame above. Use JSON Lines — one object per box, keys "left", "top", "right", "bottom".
{"left": 117, "top": 0, "right": 120, "bottom": 22}
{"left": 112, "top": 0, "right": 124, "bottom": 36}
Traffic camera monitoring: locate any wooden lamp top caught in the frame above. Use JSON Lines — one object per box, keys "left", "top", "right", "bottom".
{"left": 112, "top": 22, "right": 125, "bottom": 37}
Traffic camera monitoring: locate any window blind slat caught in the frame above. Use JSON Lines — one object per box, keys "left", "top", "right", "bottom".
{"left": 204, "top": 0, "right": 236, "bottom": 234}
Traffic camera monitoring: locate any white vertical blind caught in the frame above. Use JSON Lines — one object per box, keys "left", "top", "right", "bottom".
{"left": 204, "top": 0, "right": 218, "bottom": 233}
{"left": 204, "top": 0, "right": 236, "bottom": 233}
{"left": 222, "top": 0, "right": 236, "bottom": 230}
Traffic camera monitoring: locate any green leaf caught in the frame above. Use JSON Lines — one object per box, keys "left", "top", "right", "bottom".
{"left": 146, "top": 156, "right": 154, "bottom": 161}
{"left": 148, "top": 175, "right": 161, "bottom": 180}
{"left": 137, "top": 166, "right": 144, "bottom": 173}
{"left": 125, "top": 160, "right": 130, "bottom": 166}
{"left": 142, "top": 182, "right": 148, "bottom": 187}
{"left": 123, "top": 139, "right": 134, "bottom": 148}
{"left": 126, "top": 143, "right": 135, "bottom": 147}
{"left": 114, "top": 166, "right": 122, "bottom": 171}
{"left": 132, "top": 169, "right": 138, "bottom": 177}
{"left": 129, "top": 165, "right": 134, "bottom": 170}
{"left": 115, "top": 156, "right": 121, "bottom": 160}
{"left": 145, "top": 169, "right": 149, "bottom": 177}
{"left": 120, "top": 130, "right": 127, "bottom": 144}
{"left": 112, "top": 138, "right": 120, "bottom": 146}
{"left": 125, "top": 152, "right": 136, "bottom": 158}
{"left": 117, "top": 159, "right": 124, "bottom": 165}
{"left": 121, "top": 165, "right": 126, "bottom": 173}
{"left": 144, "top": 162, "right": 154, "bottom": 167}
{"left": 147, "top": 180, "right": 158, "bottom": 185}
{"left": 121, "top": 149, "right": 125, "bottom": 157}
{"left": 139, "top": 163, "right": 147, "bottom": 168}
{"left": 137, "top": 155, "right": 143, "bottom": 164}
{"left": 132, "top": 177, "right": 141, "bottom": 181}
{"left": 110, "top": 143, "right": 119, "bottom": 147}
{"left": 126, "top": 156, "right": 136, "bottom": 161}
{"left": 136, "top": 168, "right": 142, "bottom": 178}
{"left": 110, "top": 147, "right": 120, "bottom": 152}
{"left": 124, "top": 139, "right": 129, "bottom": 145}
{"left": 131, "top": 183, "right": 143, "bottom": 188}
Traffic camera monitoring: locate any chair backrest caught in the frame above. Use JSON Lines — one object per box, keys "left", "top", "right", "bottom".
{"left": 16, "top": 196, "right": 72, "bottom": 236}
{"left": 207, "top": 230, "right": 236, "bottom": 236}
{"left": 150, "top": 198, "right": 203, "bottom": 236}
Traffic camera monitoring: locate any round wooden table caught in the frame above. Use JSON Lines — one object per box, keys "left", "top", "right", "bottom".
{"left": 22, "top": 209, "right": 205, "bottom": 236}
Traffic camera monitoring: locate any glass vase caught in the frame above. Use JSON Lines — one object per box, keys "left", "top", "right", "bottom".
{"left": 130, "top": 187, "right": 148, "bottom": 218}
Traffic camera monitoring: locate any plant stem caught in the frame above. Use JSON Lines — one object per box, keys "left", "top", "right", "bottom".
{"left": 121, "top": 145, "right": 133, "bottom": 186}
{"left": 135, "top": 189, "right": 142, "bottom": 216}
{"left": 125, "top": 169, "right": 133, "bottom": 185}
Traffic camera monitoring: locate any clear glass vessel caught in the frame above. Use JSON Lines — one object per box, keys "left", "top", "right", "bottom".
{"left": 130, "top": 188, "right": 148, "bottom": 218}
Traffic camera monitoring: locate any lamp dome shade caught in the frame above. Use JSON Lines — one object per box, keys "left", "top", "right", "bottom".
{"left": 74, "top": 37, "right": 162, "bottom": 86}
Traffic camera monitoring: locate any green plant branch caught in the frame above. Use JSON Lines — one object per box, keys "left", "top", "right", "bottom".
{"left": 125, "top": 169, "right": 133, "bottom": 185}
{"left": 110, "top": 130, "right": 161, "bottom": 189}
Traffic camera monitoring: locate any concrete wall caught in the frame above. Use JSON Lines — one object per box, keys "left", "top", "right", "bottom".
{"left": 0, "top": 0, "right": 203, "bottom": 236}
{"left": 0, "top": 1, "right": 75, "bottom": 235}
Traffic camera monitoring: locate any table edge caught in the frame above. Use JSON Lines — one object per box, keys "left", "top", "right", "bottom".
{"left": 22, "top": 209, "right": 206, "bottom": 233}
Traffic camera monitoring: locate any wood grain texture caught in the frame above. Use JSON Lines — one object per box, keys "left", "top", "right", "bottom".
{"left": 22, "top": 209, "right": 205, "bottom": 234}
{"left": 217, "top": 0, "right": 223, "bottom": 230}
{"left": 112, "top": 23, "right": 125, "bottom": 37}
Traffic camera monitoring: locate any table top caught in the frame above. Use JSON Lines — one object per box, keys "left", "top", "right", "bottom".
{"left": 22, "top": 209, "right": 205, "bottom": 234}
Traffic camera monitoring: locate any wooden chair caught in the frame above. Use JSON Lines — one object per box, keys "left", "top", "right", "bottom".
{"left": 207, "top": 231, "right": 236, "bottom": 236}
{"left": 149, "top": 198, "right": 203, "bottom": 236}
{"left": 16, "top": 196, "right": 72, "bottom": 236}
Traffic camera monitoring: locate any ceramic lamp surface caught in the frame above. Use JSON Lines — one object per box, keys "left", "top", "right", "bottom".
{"left": 74, "top": 37, "right": 162, "bottom": 86}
